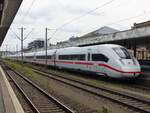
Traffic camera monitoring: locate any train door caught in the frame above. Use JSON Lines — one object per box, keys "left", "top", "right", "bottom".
{"left": 86, "top": 49, "right": 92, "bottom": 72}
{"left": 91, "top": 53, "right": 100, "bottom": 74}
{"left": 92, "top": 53, "right": 108, "bottom": 76}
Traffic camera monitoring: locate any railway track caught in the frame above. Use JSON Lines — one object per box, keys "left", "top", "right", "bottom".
{"left": 31, "top": 68, "right": 150, "bottom": 113}
{"left": 3, "top": 66, "right": 74, "bottom": 113}
{"left": 28, "top": 62, "right": 150, "bottom": 91}
{"left": 129, "top": 79, "right": 150, "bottom": 90}
{"left": 5, "top": 73, "right": 36, "bottom": 113}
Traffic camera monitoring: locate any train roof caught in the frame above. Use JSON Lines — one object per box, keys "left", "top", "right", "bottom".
{"left": 56, "top": 44, "right": 123, "bottom": 55}
{"left": 57, "top": 44, "right": 122, "bottom": 50}
{"left": 7, "top": 44, "right": 123, "bottom": 57}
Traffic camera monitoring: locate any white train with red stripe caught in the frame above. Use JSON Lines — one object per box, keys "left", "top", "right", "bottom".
{"left": 7, "top": 44, "right": 141, "bottom": 78}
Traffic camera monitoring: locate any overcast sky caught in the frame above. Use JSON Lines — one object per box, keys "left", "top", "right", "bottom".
{"left": 1, "top": 0, "right": 150, "bottom": 51}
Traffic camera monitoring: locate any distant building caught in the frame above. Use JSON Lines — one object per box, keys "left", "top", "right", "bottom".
{"left": 132, "top": 20, "right": 150, "bottom": 29}
{"left": 80, "top": 26, "right": 119, "bottom": 38}
{"left": 28, "top": 40, "right": 44, "bottom": 50}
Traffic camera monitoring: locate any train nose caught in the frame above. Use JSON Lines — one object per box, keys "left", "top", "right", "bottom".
{"left": 119, "top": 59, "right": 141, "bottom": 77}
{"left": 121, "top": 66, "right": 141, "bottom": 77}
{"left": 120, "top": 59, "right": 137, "bottom": 66}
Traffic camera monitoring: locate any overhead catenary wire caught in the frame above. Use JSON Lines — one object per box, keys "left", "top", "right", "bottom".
{"left": 9, "top": 0, "right": 37, "bottom": 37}
{"left": 10, "top": 27, "right": 34, "bottom": 41}
{"left": 23, "top": 28, "right": 35, "bottom": 40}
{"left": 49, "top": 0, "right": 116, "bottom": 40}
{"left": 9, "top": 28, "right": 20, "bottom": 40}
{"left": 81, "top": 11, "right": 150, "bottom": 35}
{"left": 106, "top": 11, "right": 150, "bottom": 26}
{"left": 20, "top": 0, "right": 37, "bottom": 24}
{"left": 49, "top": 0, "right": 139, "bottom": 40}
{"left": 10, "top": 0, "right": 150, "bottom": 48}
{"left": 11, "top": 0, "right": 123, "bottom": 41}
{"left": 57, "top": 0, "right": 116, "bottom": 30}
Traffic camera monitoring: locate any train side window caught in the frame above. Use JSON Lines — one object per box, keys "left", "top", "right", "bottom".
{"left": 37, "top": 55, "right": 45, "bottom": 59}
{"left": 59, "top": 54, "right": 85, "bottom": 61}
{"left": 92, "top": 54, "right": 108, "bottom": 62}
{"left": 36, "top": 56, "right": 40, "bottom": 59}
{"left": 47, "top": 55, "right": 52, "bottom": 59}
{"left": 26, "top": 56, "right": 33, "bottom": 59}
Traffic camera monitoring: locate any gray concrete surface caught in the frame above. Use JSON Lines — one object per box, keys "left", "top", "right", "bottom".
{"left": 0, "top": 66, "right": 25, "bottom": 113}
{"left": 0, "top": 82, "right": 5, "bottom": 113}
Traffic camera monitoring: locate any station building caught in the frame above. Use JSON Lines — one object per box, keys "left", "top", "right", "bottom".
{"left": 47, "top": 21, "right": 150, "bottom": 65}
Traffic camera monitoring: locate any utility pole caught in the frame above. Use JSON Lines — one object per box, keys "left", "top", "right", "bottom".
{"left": 21, "top": 27, "right": 24, "bottom": 61}
{"left": 45, "top": 27, "right": 56, "bottom": 65}
{"left": 45, "top": 27, "right": 48, "bottom": 65}
{"left": 16, "top": 45, "right": 18, "bottom": 60}
{"left": 18, "top": 27, "right": 26, "bottom": 62}
{"left": 16, "top": 45, "right": 18, "bottom": 54}
{"left": 11, "top": 27, "right": 33, "bottom": 62}
{"left": 5, "top": 44, "right": 8, "bottom": 56}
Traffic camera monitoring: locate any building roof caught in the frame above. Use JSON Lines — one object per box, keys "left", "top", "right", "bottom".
{"left": 74, "top": 26, "right": 150, "bottom": 46}
{"left": 81, "top": 26, "right": 119, "bottom": 38}
{"left": 52, "top": 24, "right": 150, "bottom": 48}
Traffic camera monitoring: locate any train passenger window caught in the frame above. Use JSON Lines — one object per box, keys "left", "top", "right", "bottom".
{"left": 36, "top": 56, "right": 39, "bottom": 59}
{"left": 36, "top": 56, "right": 41, "bottom": 59}
{"left": 92, "top": 54, "right": 108, "bottom": 62}
{"left": 36, "top": 55, "right": 52, "bottom": 59}
{"left": 47, "top": 55, "right": 52, "bottom": 59}
{"left": 59, "top": 54, "right": 85, "bottom": 61}
{"left": 26, "top": 56, "right": 33, "bottom": 59}
{"left": 36, "top": 55, "right": 45, "bottom": 59}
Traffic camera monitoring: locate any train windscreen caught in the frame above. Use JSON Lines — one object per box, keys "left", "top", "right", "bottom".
{"left": 113, "top": 47, "right": 131, "bottom": 59}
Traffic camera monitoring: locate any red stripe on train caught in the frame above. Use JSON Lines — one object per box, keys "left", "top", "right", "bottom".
{"left": 56, "top": 60, "right": 93, "bottom": 65}
{"left": 56, "top": 60, "right": 141, "bottom": 74}
{"left": 56, "top": 61, "right": 73, "bottom": 64}
{"left": 98, "top": 64, "right": 141, "bottom": 74}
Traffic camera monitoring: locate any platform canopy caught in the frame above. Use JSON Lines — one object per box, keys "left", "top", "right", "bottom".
{"left": 0, "top": 0, "right": 23, "bottom": 46}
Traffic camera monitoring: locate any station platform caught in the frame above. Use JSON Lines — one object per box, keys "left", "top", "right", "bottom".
{"left": 0, "top": 82, "right": 5, "bottom": 113}
{"left": 0, "top": 66, "right": 25, "bottom": 113}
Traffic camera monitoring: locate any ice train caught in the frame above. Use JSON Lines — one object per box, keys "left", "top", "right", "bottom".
{"left": 7, "top": 44, "right": 141, "bottom": 78}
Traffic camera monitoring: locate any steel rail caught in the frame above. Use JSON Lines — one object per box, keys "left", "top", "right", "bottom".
{"left": 5, "top": 68, "right": 41, "bottom": 113}
{"left": 3, "top": 66, "right": 74, "bottom": 113}
{"left": 33, "top": 68, "right": 150, "bottom": 113}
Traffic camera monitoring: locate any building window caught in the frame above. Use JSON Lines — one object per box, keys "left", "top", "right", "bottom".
{"left": 59, "top": 54, "right": 85, "bottom": 61}
{"left": 92, "top": 54, "right": 108, "bottom": 62}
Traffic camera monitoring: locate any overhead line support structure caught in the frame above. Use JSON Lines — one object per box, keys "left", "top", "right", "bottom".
{"left": 45, "top": 27, "right": 56, "bottom": 65}
{"left": 45, "top": 27, "right": 48, "bottom": 65}
{"left": 21, "top": 27, "right": 24, "bottom": 61}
